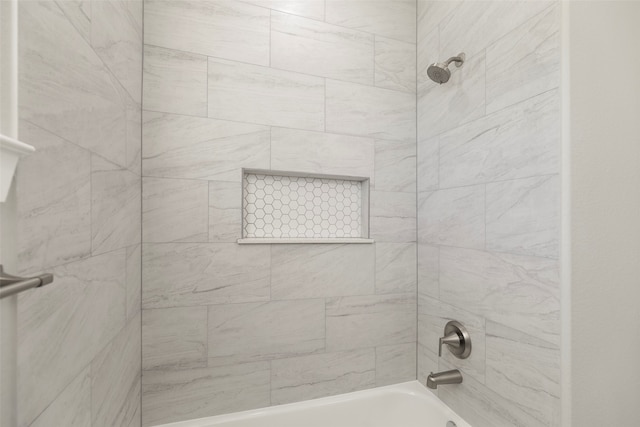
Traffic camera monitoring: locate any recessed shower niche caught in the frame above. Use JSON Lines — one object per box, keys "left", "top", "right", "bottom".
{"left": 238, "top": 169, "right": 373, "bottom": 244}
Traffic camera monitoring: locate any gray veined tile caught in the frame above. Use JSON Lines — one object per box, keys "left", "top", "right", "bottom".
{"left": 142, "top": 177, "right": 208, "bottom": 243}
{"left": 29, "top": 367, "right": 91, "bottom": 427}
{"left": 207, "top": 300, "right": 325, "bottom": 365}
{"left": 370, "top": 191, "right": 416, "bottom": 243}
{"left": 145, "top": 0, "right": 270, "bottom": 66}
{"left": 417, "top": 243, "right": 439, "bottom": 298}
{"left": 271, "top": 127, "right": 375, "bottom": 181}
{"left": 417, "top": 0, "right": 461, "bottom": 38}
{"left": 486, "top": 5, "right": 560, "bottom": 113}
{"left": 209, "top": 181, "right": 242, "bottom": 242}
{"left": 142, "top": 307, "right": 207, "bottom": 370}
{"left": 91, "top": 156, "right": 141, "bottom": 255}
{"left": 208, "top": 58, "right": 325, "bottom": 131}
{"left": 91, "top": 0, "right": 143, "bottom": 101}
{"left": 375, "top": 36, "right": 416, "bottom": 93}
{"left": 17, "top": 251, "right": 126, "bottom": 427}
{"left": 486, "top": 175, "right": 560, "bottom": 259}
{"left": 143, "top": 45, "right": 207, "bottom": 117}
{"left": 418, "top": 294, "right": 486, "bottom": 384}
{"left": 271, "top": 11, "right": 374, "bottom": 85}
{"left": 417, "top": 25, "right": 439, "bottom": 95}
{"left": 485, "top": 321, "right": 560, "bottom": 427}
{"left": 126, "top": 99, "right": 142, "bottom": 175}
{"left": 417, "top": 51, "right": 486, "bottom": 139}
{"left": 417, "top": 135, "right": 438, "bottom": 192}
{"left": 375, "top": 343, "right": 416, "bottom": 386}
{"left": 271, "top": 349, "right": 376, "bottom": 405}
{"left": 374, "top": 139, "right": 416, "bottom": 192}
{"left": 142, "top": 243, "right": 270, "bottom": 308}
{"left": 142, "top": 363, "right": 270, "bottom": 426}
{"left": 19, "top": 0, "right": 128, "bottom": 166}
{"left": 244, "top": 0, "right": 325, "bottom": 20}
{"left": 439, "top": 90, "right": 560, "bottom": 188}
{"left": 326, "top": 294, "right": 416, "bottom": 351}
{"left": 325, "top": 0, "right": 416, "bottom": 43}
{"left": 126, "top": 244, "right": 142, "bottom": 321}
{"left": 16, "top": 122, "right": 91, "bottom": 274}
{"left": 326, "top": 80, "right": 416, "bottom": 141}
{"left": 271, "top": 244, "right": 374, "bottom": 299}
{"left": 55, "top": 0, "right": 91, "bottom": 43}
{"left": 417, "top": 186, "right": 485, "bottom": 249}
{"left": 375, "top": 243, "right": 417, "bottom": 294}
{"left": 417, "top": 342, "right": 439, "bottom": 386}
{"left": 439, "top": 246, "right": 560, "bottom": 345}
{"left": 142, "top": 112, "right": 270, "bottom": 181}
{"left": 91, "top": 314, "right": 142, "bottom": 427}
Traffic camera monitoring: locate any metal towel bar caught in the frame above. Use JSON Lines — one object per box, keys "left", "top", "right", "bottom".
{"left": 0, "top": 265, "right": 53, "bottom": 299}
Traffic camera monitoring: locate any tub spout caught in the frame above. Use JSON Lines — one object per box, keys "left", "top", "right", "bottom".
{"left": 426, "top": 369, "right": 463, "bottom": 389}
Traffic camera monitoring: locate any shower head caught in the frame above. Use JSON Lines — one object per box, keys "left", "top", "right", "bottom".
{"left": 427, "top": 53, "right": 466, "bottom": 84}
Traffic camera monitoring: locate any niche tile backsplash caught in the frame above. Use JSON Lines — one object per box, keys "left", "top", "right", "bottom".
{"left": 242, "top": 172, "right": 366, "bottom": 239}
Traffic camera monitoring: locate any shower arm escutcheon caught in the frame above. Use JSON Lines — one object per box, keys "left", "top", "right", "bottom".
{"left": 438, "top": 320, "right": 472, "bottom": 359}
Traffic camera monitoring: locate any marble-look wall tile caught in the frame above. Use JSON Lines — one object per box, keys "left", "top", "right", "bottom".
{"left": 375, "top": 243, "right": 417, "bottom": 294}
{"left": 143, "top": 112, "right": 270, "bottom": 181}
{"left": 417, "top": 244, "right": 439, "bottom": 298}
{"left": 55, "top": 0, "right": 91, "bottom": 43}
{"left": 142, "top": 307, "right": 207, "bottom": 370}
{"left": 486, "top": 175, "right": 559, "bottom": 258}
{"left": 326, "top": 80, "right": 416, "bottom": 141}
{"left": 417, "top": 52, "right": 486, "bottom": 139}
{"left": 208, "top": 300, "right": 325, "bottom": 365}
{"left": 142, "top": 177, "right": 208, "bottom": 243}
{"left": 417, "top": 135, "right": 438, "bottom": 192}
{"left": 208, "top": 58, "right": 325, "bottom": 131}
{"left": 374, "top": 139, "right": 416, "bottom": 192}
{"left": 145, "top": 0, "right": 270, "bottom": 66}
{"left": 375, "top": 36, "right": 416, "bottom": 93}
{"left": 209, "top": 181, "right": 242, "bottom": 242}
{"left": 29, "top": 367, "right": 91, "bottom": 427}
{"left": 249, "top": 0, "right": 325, "bottom": 20}
{"left": 417, "top": 25, "right": 438, "bottom": 94}
{"left": 142, "top": 243, "right": 270, "bottom": 308}
{"left": 417, "top": 342, "right": 439, "bottom": 385}
{"left": 20, "top": 0, "right": 127, "bottom": 166}
{"left": 142, "top": 363, "right": 270, "bottom": 427}
{"left": 126, "top": 244, "right": 142, "bottom": 321}
{"left": 485, "top": 321, "right": 560, "bottom": 426}
{"left": 418, "top": 186, "right": 485, "bottom": 249}
{"left": 16, "top": 122, "right": 91, "bottom": 274}
{"left": 17, "top": 251, "right": 126, "bottom": 426}
{"left": 486, "top": 5, "right": 559, "bottom": 113}
{"left": 91, "top": 314, "right": 142, "bottom": 427}
{"left": 375, "top": 343, "right": 416, "bottom": 386}
{"left": 271, "top": 127, "right": 375, "bottom": 180}
{"left": 439, "top": 246, "right": 560, "bottom": 345}
{"left": 325, "top": 0, "right": 416, "bottom": 43}
{"left": 91, "top": 0, "right": 143, "bottom": 101}
{"left": 418, "top": 294, "right": 486, "bottom": 384}
{"left": 143, "top": 45, "right": 207, "bottom": 116}
{"left": 370, "top": 191, "right": 416, "bottom": 243}
{"left": 439, "top": 90, "right": 560, "bottom": 188}
{"left": 126, "top": 99, "right": 143, "bottom": 175}
{"left": 271, "top": 244, "right": 374, "bottom": 299}
{"left": 271, "top": 12, "right": 374, "bottom": 85}
{"left": 91, "top": 156, "right": 141, "bottom": 254}
{"left": 326, "top": 294, "right": 416, "bottom": 351}
{"left": 271, "top": 349, "right": 376, "bottom": 405}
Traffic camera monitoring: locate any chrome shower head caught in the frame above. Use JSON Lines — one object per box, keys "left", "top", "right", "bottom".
{"left": 427, "top": 53, "right": 466, "bottom": 84}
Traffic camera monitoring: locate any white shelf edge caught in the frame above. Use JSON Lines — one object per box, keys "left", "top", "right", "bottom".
{"left": 237, "top": 238, "right": 375, "bottom": 245}
{"left": 0, "top": 134, "right": 35, "bottom": 156}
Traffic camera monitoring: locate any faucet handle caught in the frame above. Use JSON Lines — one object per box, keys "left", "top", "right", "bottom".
{"left": 438, "top": 321, "right": 472, "bottom": 359}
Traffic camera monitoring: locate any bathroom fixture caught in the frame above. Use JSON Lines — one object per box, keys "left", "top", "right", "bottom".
{"left": 0, "top": 265, "right": 53, "bottom": 299}
{"left": 427, "top": 53, "right": 465, "bottom": 84}
{"left": 426, "top": 369, "right": 463, "bottom": 389}
{"left": 438, "top": 320, "right": 471, "bottom": 359}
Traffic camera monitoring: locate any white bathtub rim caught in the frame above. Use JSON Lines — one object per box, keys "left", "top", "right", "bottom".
{"left": 153, "top": 380, "right": 471, "bottom": 427}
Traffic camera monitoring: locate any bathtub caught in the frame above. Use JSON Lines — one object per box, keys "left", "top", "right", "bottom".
{"left": 155, "top": 381, "right": 471, "bottom": 427}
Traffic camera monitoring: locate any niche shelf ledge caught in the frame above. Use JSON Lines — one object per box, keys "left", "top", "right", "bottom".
{"left": 237, "top": 238, "right": 375, "bottom": 245}
{"left": 0, "top": 134, "right": 35, "bottom": 203}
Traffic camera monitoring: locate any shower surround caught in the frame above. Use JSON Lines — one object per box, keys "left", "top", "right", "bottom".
{"left": 140, "top": 0, "right": 417, "bottom": 425}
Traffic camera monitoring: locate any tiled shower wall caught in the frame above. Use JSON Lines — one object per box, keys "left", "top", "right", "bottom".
{"left": 141, "top": 0, "right": 417, "bottom": 425}
{"left": 15, "top": 1, "right": 142, "bottom": 426}
{"left": 416, "top": 1, "right": 561, "bottom": 427}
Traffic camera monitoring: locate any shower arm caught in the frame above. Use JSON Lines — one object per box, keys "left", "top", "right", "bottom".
{"left": 444, "top": 53, "right": 466, "bottom": 67}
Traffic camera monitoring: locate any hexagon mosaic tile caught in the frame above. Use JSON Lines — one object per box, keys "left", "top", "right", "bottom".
{"left": 242, "top": 173, "right": 363, "bottom": 238}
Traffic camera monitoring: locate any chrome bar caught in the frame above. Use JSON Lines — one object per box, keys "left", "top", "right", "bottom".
{"left": 0, "top": 265, "right": 53, "bottom": 299}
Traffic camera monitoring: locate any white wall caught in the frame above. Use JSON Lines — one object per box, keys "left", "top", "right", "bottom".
{"left": 566, "top": 2, "right": 640, "bottom": 426}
